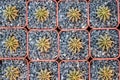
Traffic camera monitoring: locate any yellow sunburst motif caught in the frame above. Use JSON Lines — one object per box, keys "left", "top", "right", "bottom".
{"left": 5, "top": 36, "right": 19, "bottom": 53}
{"left": 35, "top": 37, "right": 51, "bottom": 53}
{"left": 3, "top": 6, "right": 19, "bottom": 21}
{"left": 68, "top": 37, "right": 83, "bottom": 54}
{"left": 5, "top": 66, "right": 20, "bottom": 80}
{"left": 96, "top": 6, "right": 111, "bottom": 22}
{"left": 98, "top": 66, "right": 114, "bottom": 80}
{"left": 37, "top": 69, "right": 52, "bottom": 80}
{"left": 97, "top": 34, "right": 113, "bottom": 51}
{"left": 34, "top": 7, "right": 49, "bottom": 22}
{"left": 67, "top": 69, "right": 84, "bottom": 80}
{"left": 67, "top": 8, "right": 81, "bottom": 22}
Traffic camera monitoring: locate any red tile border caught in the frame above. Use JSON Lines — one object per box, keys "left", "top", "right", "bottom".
{"left": 26, "top": 0, "right": 58, "bottom": 30}
{"left": 0, "top": 0, "right": 27, "bottom": 28}
{"left": 28, "top": 60, "right": 59, "bottom": 80}
{"left": 59, "top": 29, "right": 90, "bottom": 61}
{"left": 57, "top": 0, "right": 89, "bottom": 30}
{"left": 59, "top": 60, "right": 90, "bottom": 80}
{"left": 88, "top": 0, "right": 119, "bottom": 29}
{"left": 0, "top": 58, "right": 29, "bottom": 80}
{"left": 89, "top": 28, "right": 120, "bottom": 59}
{"left": 24, "top": 0, "right": 28, "bottom": 27}
{"left": 0, "top": 27, "right": 28, "bottom": 59}
{"left": 90, "top": 58, "right": 120, "bottom": 80}
{"left": 118, "top": 57, "right": 120, "bottom": 79}
{"left": 117, "top": 0, "right": 120, "bottom": 24}
{"left": 27, "top": 29, "right": 59, "bottom": 61}
{"left": 0, "top": 0, "right": 119, "bottom": 80}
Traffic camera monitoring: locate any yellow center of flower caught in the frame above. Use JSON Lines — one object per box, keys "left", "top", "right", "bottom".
{"left": 34, "top": 7, "right": 49, "bottom": 22}
{"left": 97, "top": 34, "right": 113, "bottom": 51}
{"left": 96, "top": 6, "right": 111, "bottom": 22}
{"left": 3, "top": 6, "right": 19, "bottom": 21}
{"left": 98, "top": 66, "right": 114, "bottom": 80}
{"left": 35, "top": 37, "right": 51, "bottom": 53}
{"left": 5, "top": 66, "right": 20, "bottom": 80}
{"left": 5, "top": 35, "right": 19, "bottom": 53}
{"left": 67, "top": 8, "right": 81, "bottom": 22}
{"left": 68, "top": 37, "right": 83, "bottom": 54}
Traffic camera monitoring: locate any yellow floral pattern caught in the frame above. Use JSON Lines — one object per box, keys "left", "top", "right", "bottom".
{"left": 67, "top": 8, "right": 81, "bottom": 22}
{"left": 35, "top": 7, "right": 49, "bottom": 22}
{"left": 3, "top": 6, "right": 19, "bottom": 21}
{"left": 5, "top": 66, "right": 20, "bottom": 80}
{"left": 35, "top": 37, "right": 51, "bottom": 53}
{"left": 5, "top": 36, "right": 19, "bottom": 53}
{"left": 98, "top": 66, "right": 114, "bottom": 80}
{"left": 97, "top": 34, "right": 113, "bottom": 51}
{"left": 96, "top": 6, "right": 111, "bottom": 22}
{"left": 68, "top": 37, "right": 83, "bottom": 54}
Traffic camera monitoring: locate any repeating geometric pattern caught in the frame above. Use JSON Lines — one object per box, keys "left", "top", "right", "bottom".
{"left": 0, "top": 0, "right": 120, "bottom": 80}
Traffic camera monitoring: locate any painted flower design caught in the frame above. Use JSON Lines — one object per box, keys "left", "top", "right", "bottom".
{"left": 96, "top": 6, "right": 111, "bottom": 22}
{"left": 68, "top": 37, "right": 83, "bottom": 54}
{"left": 97, "top": 34, "right": 113, "bottom": 51}
{"left": 67, "top": 8, "right": 81, "bottom": 22}
{"left": 35, "top": 37, "right": 51, "bottom": 53}
{"left": 34, "top": 7, "right": 49, "bottom": 22}
{"left": 5, "top": 35, "right": 19, "bottom": 53}
{"left": 5, "top": 66, "right": 20, "bottom": 80}
{"left": 37, "top": 69, "right": 52, "bottom": 80}
{"left": 3, "top": 5, "right": 19, "bottom": 21}
{"left": 98, "top": 66, "right": 114, "bottom": 80}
